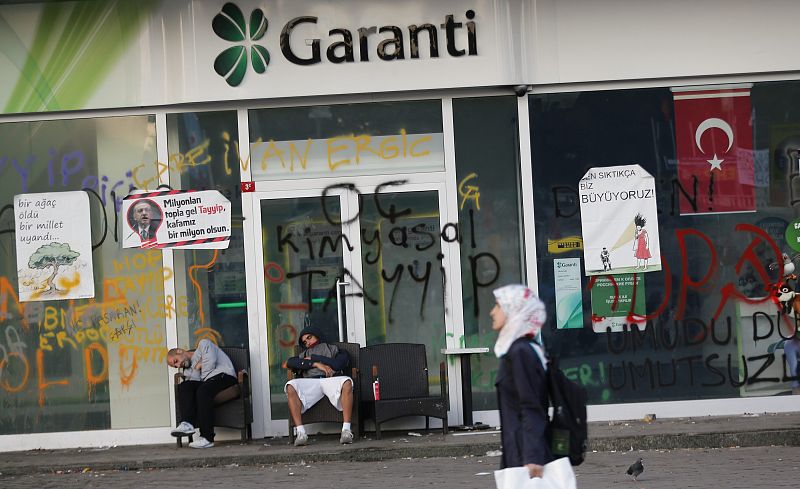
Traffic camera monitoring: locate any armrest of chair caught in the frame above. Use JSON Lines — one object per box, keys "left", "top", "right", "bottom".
{"left": 349, "top": 365, "right": 359, "bottom": 396}
{"left": 238, "top": 369, "right": 253, "bottom": 426}
{"left": 439, "top": 361, "right": 449, "bottom": 407}
{"left": 238, "top": 369, "right": 250, "bottom": 398}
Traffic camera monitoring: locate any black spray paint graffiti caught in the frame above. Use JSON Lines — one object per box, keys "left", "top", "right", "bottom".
{"left": 553, "top": 176, "right": 705, "bottom": 218}
{"left": 0, "top": 187, "right": 114, "bottom": 250}
{"left": 603, "top": 314, "right": 799, "bottom": 391}
{"left": 0, "top": 144, "right": 242, "bottom": 250}
{"left": 274, "top": 180, "right": 501, "bottom": 323}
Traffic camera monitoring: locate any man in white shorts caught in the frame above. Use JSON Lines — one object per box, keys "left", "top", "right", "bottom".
{"left": 284, "top": 325, "right": 354, "bottom": 446}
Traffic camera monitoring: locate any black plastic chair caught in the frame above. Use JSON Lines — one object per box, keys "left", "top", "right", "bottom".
{"left": 174, "top": 346, "right": 253, "bottom": 447}
{"left": 287, "top": 341, "right": 360, "bottom": 442}
{"left": 359, "top": 343, "right": 448, "bottom": 439}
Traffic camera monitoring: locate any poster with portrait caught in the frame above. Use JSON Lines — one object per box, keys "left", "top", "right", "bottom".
{"left": 14, "top": 191, "right": 95, "bottom": 302}
{"left": 121, "top": 189, "right": 231, "bottom": 249}
{"left": 579, "top": 164, "right": 661, "bottom": 276}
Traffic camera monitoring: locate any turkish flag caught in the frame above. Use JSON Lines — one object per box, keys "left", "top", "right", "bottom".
{"left": 673, "top": 86, "right": 755, "bottom": 215}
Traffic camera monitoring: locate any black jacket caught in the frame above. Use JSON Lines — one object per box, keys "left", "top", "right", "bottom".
{"left": 286, "top": 342, "right": 349, "bottom": 378}
{"left": 127, "top": 221, "right": 160, "bottom": 241}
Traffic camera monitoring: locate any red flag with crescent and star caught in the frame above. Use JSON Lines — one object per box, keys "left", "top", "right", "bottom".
{"left": 672, "top": 85, "right": 755, "bottom": 215}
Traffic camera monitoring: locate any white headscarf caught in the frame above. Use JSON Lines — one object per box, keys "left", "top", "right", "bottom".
{"left": 492, "top": 284, "right": 546, "bottom": 358}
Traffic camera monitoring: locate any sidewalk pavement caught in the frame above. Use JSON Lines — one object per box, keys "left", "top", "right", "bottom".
{"left": 1, "top": 412, "right": 798, "bottom": 476}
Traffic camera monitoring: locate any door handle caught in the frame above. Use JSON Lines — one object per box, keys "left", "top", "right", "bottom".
{"left": 335, "top": 278, "right": 349, "bottom": 342}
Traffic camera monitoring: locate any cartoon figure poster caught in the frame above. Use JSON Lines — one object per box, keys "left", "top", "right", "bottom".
{"left": 14, "top": 191, "right": 95, "bottom": 302}
{"left": 121, "top": 189, "right": 231, "bottom": 250}
{"left": 579, "top": 164, "right": 661, "bottom": 276}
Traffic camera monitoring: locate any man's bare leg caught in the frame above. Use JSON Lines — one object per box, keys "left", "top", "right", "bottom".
{"left": 339, "top": 379, "right": 354, "bottom": 444}
{"left": 340, "top": 379, "right": 353, "bottom": 423}
{"left": 286, "top": 384, "right": 304, "bottom": 427}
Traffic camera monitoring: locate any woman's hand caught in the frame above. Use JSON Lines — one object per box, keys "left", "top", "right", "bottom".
{"left": 525, "top": 463, "right": 544, "bottom": 478}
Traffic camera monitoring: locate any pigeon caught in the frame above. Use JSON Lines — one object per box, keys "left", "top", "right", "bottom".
{"left": 626, "top": 458, "right": 644, "bottom": 481}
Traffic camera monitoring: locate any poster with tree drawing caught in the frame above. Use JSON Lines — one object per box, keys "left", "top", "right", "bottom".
{"left": 14, "top": 191, "right": 95, "bottom": 302}
{"left": 578, "top": 164, "right": 662, "bottom": 276}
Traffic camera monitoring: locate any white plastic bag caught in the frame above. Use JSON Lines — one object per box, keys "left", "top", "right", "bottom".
{"left": 494, "top": 457, "right": 577, "bottom": 489}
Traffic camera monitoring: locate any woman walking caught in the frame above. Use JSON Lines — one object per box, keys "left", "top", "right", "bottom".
{"left": 492, "top": 284, "right": 552, "bottom": 479}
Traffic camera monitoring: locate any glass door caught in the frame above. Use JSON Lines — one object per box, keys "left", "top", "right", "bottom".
{"left": 252, "top": 178, "right": 459, "bottom": 432}
{"left": 350, "top": 184, "right": 450, "bottom": 401}
{"left": 252, "top": 187, "right": 355, "bottom": 424}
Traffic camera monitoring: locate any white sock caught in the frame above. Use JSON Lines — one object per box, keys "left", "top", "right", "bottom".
{"left": 296, "top": 425, "right": 306, "bottom": 435}
{"left": 342, "top": 422, "right": 351, "bottom": 431}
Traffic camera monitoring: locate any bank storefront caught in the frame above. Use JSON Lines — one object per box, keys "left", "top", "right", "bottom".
{"left": 0, "top": 0, "right": 797, "bottom": 450}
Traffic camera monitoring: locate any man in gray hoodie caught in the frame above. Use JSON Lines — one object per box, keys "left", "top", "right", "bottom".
{"left": 284, "top": 324, "right": 354, "bottom": 447}
{"left": 167, "top": 339, "right": 237, "bottom": 448}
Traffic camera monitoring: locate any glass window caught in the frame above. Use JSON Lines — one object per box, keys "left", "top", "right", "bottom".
{"left": 248, "top": 101, "right": 444, "bottom": 180}
{"left": 360, "top": 190, "right": 447, "bottom": 395}
{"left": 530, "top": 82, "right": 799, "bottom": 405}
{"left": 166, "top": 111, "right": 249, "bottom": 349}
{"left": 0, "top": 115, "right": 165, "bottom": 434}
{"left": 452, "top": 96, "right": 526, "bottom": 411}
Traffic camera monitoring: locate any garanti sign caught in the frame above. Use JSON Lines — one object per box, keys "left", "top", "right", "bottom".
{"left": 212, "top": 2, "right": 479, "bottom": 86}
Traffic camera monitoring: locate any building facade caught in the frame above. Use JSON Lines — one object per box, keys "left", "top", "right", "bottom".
{"left": 0, "top": 0, "right": 798, "bottom": 451}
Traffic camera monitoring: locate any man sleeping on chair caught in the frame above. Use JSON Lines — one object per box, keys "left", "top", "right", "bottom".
{"left": 283, "top": 324, "right": 354, "bottom": 446}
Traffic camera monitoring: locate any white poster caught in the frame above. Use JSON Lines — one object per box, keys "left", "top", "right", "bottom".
{"left": 554, "top": 258, "right": 583, "bottom": 329}
{"left": 579, "top": 165, "right": 661, "bottom": 276}
{"left": 14, "top": 191, "right": 95, "bottom": 302}
{"left": 122, "top": 190, "right": 231, "bottom": 250}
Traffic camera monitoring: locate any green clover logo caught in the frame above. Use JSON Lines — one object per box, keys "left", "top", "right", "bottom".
{"left": 213, "top": 2, "right": 270, "bottom": 87}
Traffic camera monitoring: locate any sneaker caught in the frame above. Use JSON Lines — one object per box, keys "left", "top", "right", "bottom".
{"left": 171, "top": 421, "right": 195, "bottom": 437}
{"left": 340, "top": 429, "right": 353, "bottom": 444}
{"left": 294, "top": 431, "right": 308, "bottom": 447}
{"left": 188, "top": 436, "right": 214, "bottom": 449}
